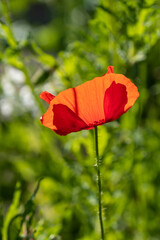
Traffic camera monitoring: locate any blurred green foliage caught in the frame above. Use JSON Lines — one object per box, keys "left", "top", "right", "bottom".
{"left": 0, "top": 0, "right": 160, "bottom": 239}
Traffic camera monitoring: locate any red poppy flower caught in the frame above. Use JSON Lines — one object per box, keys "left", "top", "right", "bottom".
{"left": 40, "top": 66, "right": 139, "bottom": 135}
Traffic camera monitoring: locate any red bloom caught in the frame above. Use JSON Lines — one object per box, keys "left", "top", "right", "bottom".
{"left": 40, "top": 66, "right": 139, "bottom": 135}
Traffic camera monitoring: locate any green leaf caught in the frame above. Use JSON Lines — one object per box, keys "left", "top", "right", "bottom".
{"left": 2, "top": 182, "right": 21, "bottom": 240}
{"left": 3, "top": 48, "right": 24, "bottom": 70}
{"left": 7, "top": 214, "right": 23, "bottom": 240}
{"left": 31, "top": 177, "right": 44, "bottom": 201}
{"left": 23, "top": 178, "right": 44, "bottom": 218}
{"left": 97, "top": 4, "right": 119, "bottom": 20}
{"left": 0, "top": 208, "right": 3, "bottom": 240}
{"left": 0, "top": 22, "right": 17, "bottom": 48}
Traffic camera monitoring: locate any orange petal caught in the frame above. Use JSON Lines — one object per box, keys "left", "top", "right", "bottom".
{"left": 40, "top": 91, "right": 55, "bottom": 104}
{"left": 53, "top": 104, "right": 89, "bottom": 135}
{"left": 40, "top": 66, "right": 139, "bottom": 135}
{"left": 107, "top": 66, "right": 114, "bottom": 74}
{"left": 107, "top": 74, "right": 139, "bottom": 113}
{"left": 40, "top": 103, "right": 91, "bottom": 135}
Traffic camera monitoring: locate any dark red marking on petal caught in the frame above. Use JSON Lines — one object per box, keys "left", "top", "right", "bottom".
{"left": 107, "top": 66, "right": 114, "bottom": 74}
{"left": 72, "top": 88, "right": 79, "bottom": 115}
{"left": 40, "top": 91, "right": 55, "bottom": 104}
{"left": 88, "top": 119, "right": 105, "bottom": 128}
{"left": 53, "top": 104, "right": 89, "bottom": 135}
{"left": 104, "top": 81, "right": 128, "bottom": 122}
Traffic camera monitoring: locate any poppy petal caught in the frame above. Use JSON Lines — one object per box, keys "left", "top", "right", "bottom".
{"left": 104, "top": 81, "right": 128, "bottom": 122}
{"left": 40, "top": 66, "right": 139, "bottom": 135}
{"left": 41, "top": 72, "right": 138, "bottom": 129}
{"left": 40, "top": 103, "right": 90, "bottom": 135}
{"left": 51, "top": 81, "right": 106, "bottom": 126}
{"left": 107, "top": 74, "right": 139, "bottom": 113}
{"left": 107, "top": 66, "right": 114, "bottom": 74}
{"left": 40, "top": 91, "right": 55, "bottom": 104}
{"left": 53, "top": 104, "right": 89, "bottom": 135}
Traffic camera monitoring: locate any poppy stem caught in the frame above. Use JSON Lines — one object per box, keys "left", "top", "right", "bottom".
{"left": 94, "top": 126, "right": 104, "bottom": 240}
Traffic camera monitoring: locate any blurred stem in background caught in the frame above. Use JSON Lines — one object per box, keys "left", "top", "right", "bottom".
{"left": 1, "top": 0, "right": 46, "bottom": 113}
{"left": 21, "top": 66, "right": 45, "bottom": 113}
{"left": 95, "top": 126, "right": 104, "bottom": 240}
{"left": 1, "top": 0, "right": 12, "bottom": 27}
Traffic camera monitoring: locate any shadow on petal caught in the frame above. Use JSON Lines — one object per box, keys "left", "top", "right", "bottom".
{"left": 53, "top": 104, "right": 88, "bottom": 135}
{"left": 104, "top": 81, "right": 128, "bottom": 122}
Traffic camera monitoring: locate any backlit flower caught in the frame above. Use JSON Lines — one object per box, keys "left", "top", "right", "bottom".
{"left": 40, "top": 66, "right": 139, "bottom": 135}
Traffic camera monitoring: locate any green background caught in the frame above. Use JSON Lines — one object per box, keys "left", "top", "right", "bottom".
{"left": 0, "top": 0, "right": 160, "bottom": 239}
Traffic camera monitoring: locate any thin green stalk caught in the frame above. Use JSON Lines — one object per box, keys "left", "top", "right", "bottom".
{"left": 95, "top": 126, "right": 104, "bottom": 240}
